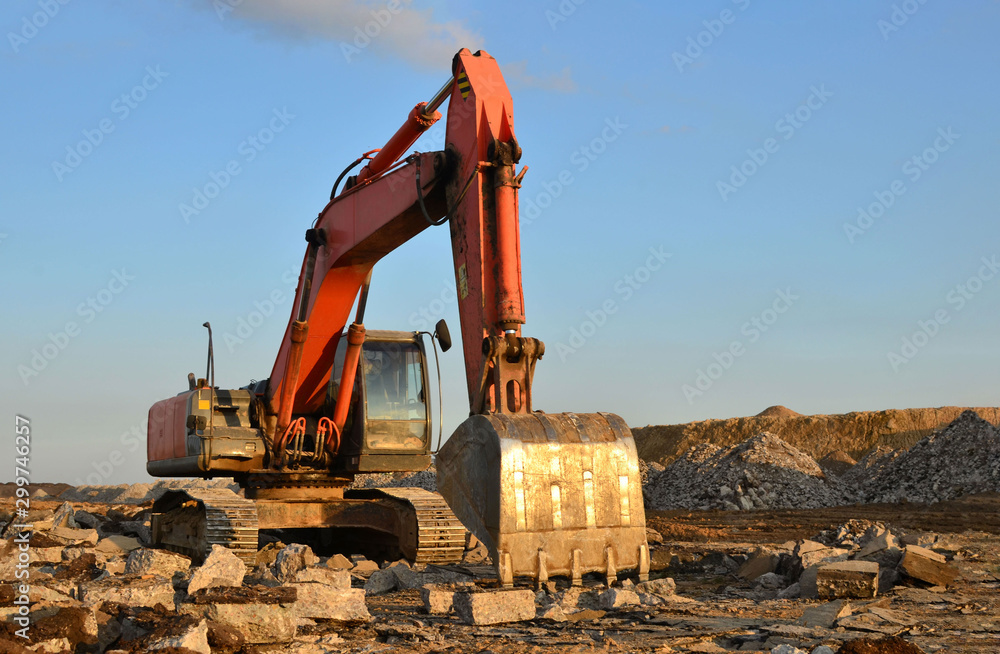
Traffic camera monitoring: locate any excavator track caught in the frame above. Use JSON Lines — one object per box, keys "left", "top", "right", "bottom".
{"left": 150, "top": 488, "right": 259, "bottom": 566}
{"left": 368, "top": 487, "right": 467, "bottom": 565}
{"left": 151, "top": 486, "right": 465, "bottom": 566}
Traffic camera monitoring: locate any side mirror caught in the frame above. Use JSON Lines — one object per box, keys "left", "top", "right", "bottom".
{"left": 434, "top": 319, "right": 452, "bottom": 353}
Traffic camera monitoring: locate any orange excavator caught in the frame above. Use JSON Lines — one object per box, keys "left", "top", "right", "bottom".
{"left": 147, "top": 49, "right": 648, "bottom": 587}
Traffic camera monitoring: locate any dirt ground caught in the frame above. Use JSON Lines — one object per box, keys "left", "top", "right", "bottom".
{"left": 4, "top": 495, "right": 999, "bottom": 653}
{"left": 273, "top": 495, "right": 1000, "bottom": 654}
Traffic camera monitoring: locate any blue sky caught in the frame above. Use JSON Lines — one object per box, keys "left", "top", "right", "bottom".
{"left": 3, "top": 0, "right": 998, "bottom": 483}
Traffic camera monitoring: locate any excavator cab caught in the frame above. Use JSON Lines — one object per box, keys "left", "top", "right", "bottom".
{"left": 328, "top": 330, "right": 435, "bottom": 472}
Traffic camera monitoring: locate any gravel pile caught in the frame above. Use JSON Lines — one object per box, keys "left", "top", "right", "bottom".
{"left": 861, "top": 410, "right": 1000, "bottom": 504}
{"left": 643, "top": 410, "right": 1000, "bottom": 511}
{"left": 57, "top": 478, "right": 239, "bottom": 504}
{"left": 351, "top": 468, "right": 438, "bottom": 492}
{"left": 643, "top": 432, "right": 850, "bottom": 511}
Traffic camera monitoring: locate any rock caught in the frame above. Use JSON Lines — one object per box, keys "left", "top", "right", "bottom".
{"left": 598, "top": 588, "right": 640, "bottom": 609}
{"left": 182, "top": 602, "right": 296, "bottom": 644}
{"left": 638, "top": 593, "right": 665, "bottom": 606}
{"left": 351, "top": 559, "right": 380, "bottom": 576}
{"left": 45, "top": 527, "right": 99, "bottom": 547}
{"left": 635, "top": 577, "right": 676, "bottom": 598}
{"left": 453, "top": 590, "right": 536, "bottom": 625}
{"left": 287, "top": 584, "right": 370, "bottom": 622}
{"left": 51, "top": 502, "right": 78, "bottom": 529}
{"left": 95, "top": 535, "right": 142, "bottom": 556}
{"left": 770, "top": 645, "right": 807, "bottom": 654}
{"left": 857, "top": 530, "right": 900, "bottom": 559}
{"left": 738, "top": 548, "right": 779, "bottom": 581}
{"left": 777, "top": 582, "right": 800, "bottom": 599}
{"left": 421, "top": 584, "right": 454, "bottom": 614}
{"left": 754, "top": 572, "right": 786, "bottom": 589}
{"left": 800, "top": 546, "right": 850, "bottom": 569}
{"left": 539, "top": 603, "right": 567, "bottom": 621}
{"left": 324, "top": 553, "right": 353, "bottom": 570}
{"left": 293, "top": 567, "right": 350, "bottom": 588}
{"left": 255, "top": 541, "right": 286, "bottom": 569}
{"left": 816, "top": 561, "right": 878, "bottom": 599}
{"left": 899, "top": 545, "right": 959, "bottom": 587}
{"left": 796, "top": 599, "right": 852, "bottom": 628}
{"left": 80, "top": 574, "right": 176, "bottom": 609}
{"left": 364, "top": 568, "right": 398, "bottom": 596}
{"left": 188, "top": 545, "right": 246, "bottom": 594}
{"left": 125, "top": 548, "right": 191, "bottom": 580}
{"left": 818, "top": 450, "right": 856, "bottom": 476}
{"left": 462, "top": 538, "right": 491, "bottom": 565}
{"left": 812, "top": 647, "right": 836, "bottom": 654}
{"left": 206, "top": 620, "right": 245, "bottom": 653}
{"left": 273, "top": 543, "right": 318, "bottom": 583}
{"left": 148, "top": 618, "right": 211, "bottom": 654}
{"left": 32, "top": 547, "right": 64, "bottom": 564}
{"left": 558, "top": 587, "right": 602, "bottom": 611}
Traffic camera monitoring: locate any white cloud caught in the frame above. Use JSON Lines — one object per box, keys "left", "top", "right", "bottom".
{"left": 202, "top": 0, "right": 483, "bottom": 68}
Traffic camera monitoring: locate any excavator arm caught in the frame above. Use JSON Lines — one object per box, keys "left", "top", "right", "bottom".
{"left": 266, "top": 49, "right": 539, "bottom": 448}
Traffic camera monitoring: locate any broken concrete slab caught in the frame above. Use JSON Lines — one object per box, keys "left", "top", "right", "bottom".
{"left": 363, "top": 568, "right": 397, "bottom": 596}
{"left": 453, "top": 589, "right": 536, "bottom": 625}
{"left": 738, "top": 548, "right": 780, "bottom": 581}
{"left": 273, "top": 543, "right": 318, "bottom": 583}
{"left": 182, "top": 602, "right": 296, "bottom": 644}
{"left": 598, "top": 587, "right": 640, "bottom": 610}
{"left": 421, "top": 584, "right": 454, "bottom": 614}
{"left": 287, "top": 584, "right": 370, "bottom": 622}
{"left": 95, "top": 535, "right": 142, "bottom": 556}
{"left": 80, "top": 574, "right": 176, "bottom": 609}
{"left": 857, "top": 530, "right": 900, "bottom": 559}
{"left": 188, "top": 544, "right": 246, "bottom": 594}
{"left": 816, "top": 561, "right": 878, "bottom": 599}
{"left": 800, "top": 546, "right": 850, "bottom": 569}
{"left": 148, "top": 618, "right": 211, "bottom": 654}
{"left": 635, "top": 577, "right": 676, "bottom": 598}
{"left": 350, "top": 559, "right": 380, "bottom": 576}
{"left": 899, "top": 545, "right": 958, "bottom": 587}
{"left": 45, "top": 527, "right": 99, "bottom": 547}
{"left": 292, "top": 567, "right": 350, "bottom": 588}
{"left": 796, "top": 599, "right": 852, "bottom": 628}
{"left": 124, "top": 548, "right": 191, "bottom": 580}
{"left": 323, "top": 553, "right": 353, "bottom": 570}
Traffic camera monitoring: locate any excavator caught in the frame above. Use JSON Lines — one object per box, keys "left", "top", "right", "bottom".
{"left": 146, "top": 49, "right": 648, "bottom": 587}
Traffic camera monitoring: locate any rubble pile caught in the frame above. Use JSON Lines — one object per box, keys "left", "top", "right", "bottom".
{"left": 350, "top": 468, "right": 437, "bottom": 492}
{"left": 52, "top": 478, "right": 240, "bottom": 505}
{"left": 644, "top": 411, "right": 1000, "bottom": 510}
{"left": 643, "top": 432, "right": 850, "bottom": 511}
{"left": 732, "top": 521, "right": 962, "bottom": 604}
{"left": 860, "top": 410, "right": 1000, "bottom": 504}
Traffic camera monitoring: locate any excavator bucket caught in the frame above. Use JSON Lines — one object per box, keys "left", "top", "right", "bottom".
{"left": 436, "top": 411, "right": 649, "bottom": 587}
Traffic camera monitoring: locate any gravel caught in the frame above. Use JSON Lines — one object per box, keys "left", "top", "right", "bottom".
{"left": 643, "top": 410, "right": 1000, "bottom": 510}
